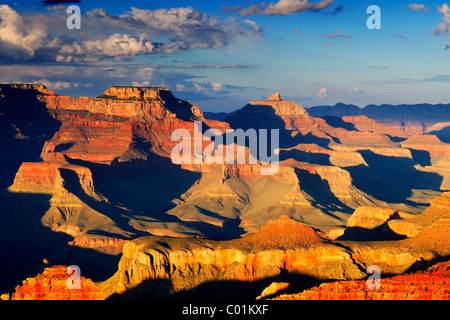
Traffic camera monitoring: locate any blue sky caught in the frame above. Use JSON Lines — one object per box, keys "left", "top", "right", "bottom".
{"left": 1, "top": 1, "right": 450, "bottom": 111}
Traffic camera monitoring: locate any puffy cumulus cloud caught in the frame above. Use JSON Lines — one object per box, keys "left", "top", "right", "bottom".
{"left": 57, "top": 34, "right": 155, "bottom": 62}
{"left": 236, "top": 0, "right": 334, "bottom": 17}
{"left": 78, "top": 7, "right": 262, "bottom": 58}
{"left": 316, "top": 87, "right": 327, "bottom": 99}
{"left": 32, "top": 79, "right": 71, "bottom": 90}
{"left": 431, "top": 3, "right": 450, "bottom": 50}
{"left": 264, "top": 0, "right": 334, "bottom": 16}
{"left": 0, "top": 5, "right": 262, "bottom": 63}
{"left": 432, "top": 4, "right": 450, "bottom": 36}
{"left": 408, "top": 4, "right": 429, "bottom": 11}
{"left": 0, "top": 5, "right": 61, "bottom": 60}
{"left": 439, "top": 3, "right": 450, "bottom": 23}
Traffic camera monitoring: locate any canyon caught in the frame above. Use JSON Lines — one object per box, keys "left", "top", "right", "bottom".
{"left": 1, "top": 83, "right": 450, "bottom": 299}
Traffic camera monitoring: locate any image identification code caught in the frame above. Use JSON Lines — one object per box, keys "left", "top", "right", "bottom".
{"left": 182, "top": 304, "right": 269, "bottom": 317}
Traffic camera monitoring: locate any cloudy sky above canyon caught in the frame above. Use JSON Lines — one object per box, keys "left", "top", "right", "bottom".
{"left": 1, "top": 0, "right": 450, "bottom": 111}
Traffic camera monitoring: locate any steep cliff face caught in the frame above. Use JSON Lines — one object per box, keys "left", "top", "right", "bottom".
{"left": 273, "top": 261, "right": 450, "bottom": 300}
{"left": 226, "top": 93, "right": 314, "bottom": 132}
{"left": 3, "top": 85, "right": 447, "bottom": 245}
{"left": 103, "top": 213, "right": 450, "bottom": 299}
{"left": 3, "top": 84, "right": 450, "bottom": 299}
{"left": 105, "top": 217, "right": 367, "bottom": 299}
{"left": 39, "top": 86, "right": 211, "bottom": 164}
{"left": 1, "top": 265, "right": 105, "bottom": 300}
{"left": 0, "top": 84, "right": 62, "bottom": 188}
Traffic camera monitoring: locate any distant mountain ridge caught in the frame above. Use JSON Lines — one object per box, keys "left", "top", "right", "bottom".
{"left": 308, "top": 102, "right": 450, "bottom": 138}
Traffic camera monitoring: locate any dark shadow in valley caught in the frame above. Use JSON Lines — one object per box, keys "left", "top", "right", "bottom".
{"left": 195, "top": 207, "right": 245, "bottom": 240}
{"left": 358, "top": 150, "right": 442, "bottom": 190}
{"left": 0, "top": 190, "right": 121, "bottom": 294}
{"left": 220, "top": 104, "right": 333, "bottom": 164}
{"left": 345, "top": 164, "right": 413, "bottom": 204}
{"left": 62, "top": 154, "right": 243, "bottom": 240}
{"left": 320, "top": 116, "right": 357, "bottom": 131}
{"left": 428, "top": 126, "right": 450, "bottom": 144}
{"left": 337, "top": 211, "right": 407, "bottom": 241}
{"left": 0, "top": 85, "right": 62, "bottom": 190}
{"left": 407, "top": 148, "right": 432, "bottom": 167}
{"left": 345, "top": 149, "right": 443, "bottom": 204}
{"left": 53, "top": 142, "right": 75, "bottom": 153}
{"left": 279, "top": 149, "right": 331, "bottom": 165}
{"left": 294, "top": 168, "right": 353, "bottom": 217}
{"left": 108, "top": 271, "right": 322, "bottom": 300}
{"left": 386, "top": 135, "right": 408, "bottom": 143}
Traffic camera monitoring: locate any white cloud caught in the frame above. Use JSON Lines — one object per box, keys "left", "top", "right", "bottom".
{"left": 0, "top": 5, "right": 57, "bottom": 60}
{"left": 0, "top": 5, "right": 262, "bottom": 63}
{"left": 348, "top": 87, "right": 364, "bottom": 94}
{"left": 263, "top": 0, "right": 334, "bottom": 16}
{"left": 236, "top": 0, "right": 334, "bottom": 17}
{"left": 431, "top": 3, "right": 450, "bottom": 48}
{"left": 408, "top": 4, "right": 429, "bottom": 11}
{"left": 438, "top": 3, "right": 450, "bottom": 23}
{"left": 316, "top": 87, "right": 327, "bottom": 99}
{"left": 32, "top": 79, "right": 71, "bottom": 90}
{"left": 176, "top": 84, "right": 187, "bottom": 91}
{"left": 243, "top": 19, "right": 262, "bottom": 33}
{"left": 132, "top": 80, "right": 150, "bottom": 87}
{"left": 57, "top": 34, "right": 155, "bottom": 62}
{"left": 237, "top": 4, "right": 262, "bottom": 17}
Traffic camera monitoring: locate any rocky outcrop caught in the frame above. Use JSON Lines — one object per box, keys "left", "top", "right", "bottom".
{"left": 102, "top": 207, "right": 450, "bottom": 299}
{"left": 238, "top": 215, "right": 325, "bottom": 247}
{"left": 341, "top": 115, "right": 408, "bottom": 138}
{"left": 1, "top": 265, "right": 105, "bottom": 300}
{"left": 3, "top": 83, "right": 448, "bottom": 244}
{"left": 8, "top": 162, "right": 95, "bottom": 195}
{"left": 340, "top": 206, "right": 419, "bottom": 240}
{"left": 401, "top": 134, "right": 450, "bottom": 158}
{"left": 104, "top": 217, "right": 367, "bottom": 298}
{"left": 226, "top": 93, "right": 313, "bottom": 131}
{"left": 273, "top": 261, "right": 450, "bottom": 300}
{"left": 3, "top": 84, "right": 450, "bottom": 300}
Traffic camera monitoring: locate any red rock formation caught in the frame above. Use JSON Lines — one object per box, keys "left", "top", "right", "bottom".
{"left": 341, "top": 115, "right": 407, "bottom": 138}
{"left": 4, "top": 83, "right": 450, "bottom": 300}
{"left": 1, "top": 265, "right": 105, "bottom": 300}
{"left": 226, "top": 93, "right": 315, "bottom": 131}
{"left": 401, "top": 134, "right": 450, "bottom": 158}
{"left": 38, "top": 86, "right": 215, "bottom": 164}
{"left": 8, "top": 162, "right": 94, "bottom": 194}
{"left": 274, "top": 261, "right": 450, "bottom": 300}
{"left": 239, "top": 215, "right": 325, "bottom": 248}
{"left": 109, "top": 234, "right": 365, "bottom": 298}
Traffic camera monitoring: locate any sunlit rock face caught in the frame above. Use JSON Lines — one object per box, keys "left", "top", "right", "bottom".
{"left": 2, "top": 84, "right": 450, "bottom": 300}
{"left": 1, "top": 265, "right": 105, "bottom": 300}
{"left": 273, "top": 261, "right": 450, "bottom": 300}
